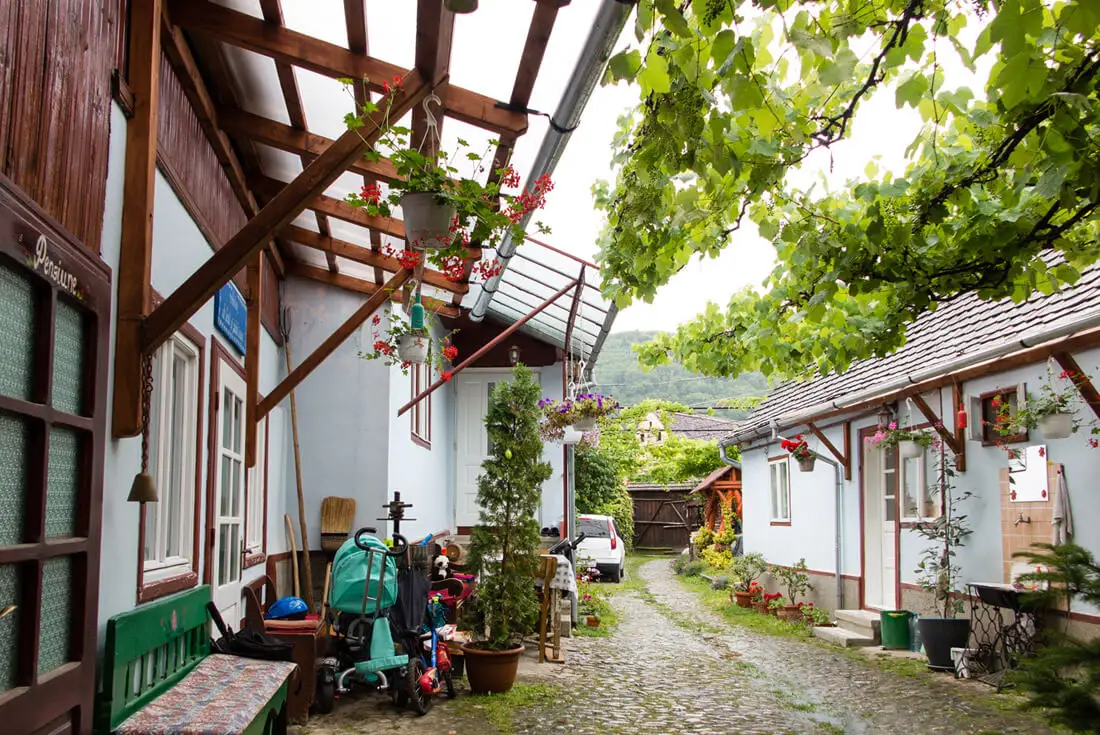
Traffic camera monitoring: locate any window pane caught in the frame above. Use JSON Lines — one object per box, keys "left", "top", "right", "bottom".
{"left": 218, "top": 525, "right": 230, "bottom": 584}
{"left": 45, "top": 427, "right": 80, "bottom": 538}
{"left": 232, "top": 459, "right": 242, "bottom": 516}
{"left": 902, "top": 459, "right": 918, "bottom": 519}
{"left": 52, "top": 300, "right": 86, "bottom": 415}
{"left": 0, "top": 412, "right": 29, "bottom": 546}
{"left": 220, "top": 456, "right": 232, "bottom": 517}
{"left": 770, "top": 466, "right": 778, "bottom": 518}
{"left": 0, "top": 262, "right": 36, "bottom": 401}
{"left": 779, "top": 466, "right": 789, "bottom": 519}
{"left": 0, "top": 563, "right": 19, "bottom": 693}
{"left": 233, "top": 397, "right": 242, "bottom": 453}
{"left": 38, "top": 556, "right": 72, "bottom": 674}
{"left": 144, "top": 502, "right": 158, "bottom": 562}
{"left": 222, "top": 388, "right": 232, "bottom": 449}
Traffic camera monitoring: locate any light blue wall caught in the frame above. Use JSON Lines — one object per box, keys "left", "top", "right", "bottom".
{"left": 539, "top": 365, "right": 566, "bottom": 530}
{"left": 98, "top": 102, "right": 287, "bottom": 632}
{"left": 386, "top": 318, "right": 456, "bottom": 542}
{"left": 281, "top": 276, "right": 391, "bottom": 549}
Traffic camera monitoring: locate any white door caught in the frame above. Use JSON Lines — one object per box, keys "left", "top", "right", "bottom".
{"left": 213, "top": 362, "right": 247, "bottom": 625}
{"left": 862, "top": 442, "right": 898, "bottom": 610}
{"left": 455, "top": 371, "right": 514, "bottom": 527}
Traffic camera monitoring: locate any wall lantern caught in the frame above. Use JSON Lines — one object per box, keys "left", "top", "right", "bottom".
{"left": 876, "top": 405, "right": 893, "bottom": 428}
{"left": 508, "top": 345, "right": 522, "bottom": 366}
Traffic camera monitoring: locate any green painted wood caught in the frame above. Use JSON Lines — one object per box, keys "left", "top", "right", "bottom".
{"left": 96, "top": 585, "right": 212, "bottom": 733}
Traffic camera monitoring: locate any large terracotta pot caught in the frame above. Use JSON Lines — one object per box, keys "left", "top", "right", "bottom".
{"left": 776, "top": 605, "right": 804, "bottom": 622}
{"left": 753, "top": 601, "right": 769, "bottom": 616}
{"left": 461, "top": 643, "right": 524, "bottom": 694}
{"left": 733, "top": 591, "right": 756, "bottom": 609}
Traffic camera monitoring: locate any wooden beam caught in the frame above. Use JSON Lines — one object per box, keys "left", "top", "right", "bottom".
{"left": 283, "top": 225, "right": 467, "bottom": 295}
{"left": 398, "top": 278, "right": 579, "bottom": 417}
{"left": 168, "top": 0, "right": 527, "bottom": 136}
{"left": 806, "top": 421, "right": 851, "bottom": 480}
{"left": 143, "top": 71, "right": 429, "bottom": 354}
{"left": 562, "top": 267, "right": 585, "bottom": 357}
{"left": 256, "top": 269, "right": 412, "bottom": 420}
{"left": 910, "top": 394, "right": 963, "bottom": 457}
{"left": 250, "top": 174, "right": 406, "bottom": 241}
{"left": 286, "top": 259, "right": 461, "bottom": 319}
{"left": 951, "top": 383, "right": 966, "bottom": 473}
{"left": 113, "top": 0, "right": 163, "bottom": 438}
{"left": 1053, "top": 351, "right": 1100, "bottom": 422}
{"left": 842, "top": 421, "right": 852, "bottom": 480}
{"left": 245, "top": 254, "right": 262, "bottom": 467}
{"left": 412, "top": 0, "right": 455, "bottom": 155}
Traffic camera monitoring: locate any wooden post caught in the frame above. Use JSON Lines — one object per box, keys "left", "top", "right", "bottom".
{"left": 284, "top": 334, "right": 314, "bottom": 608}
{"left": 1054, "top": 351, "right": 1100, "bottom": 422}
{"left": 112, "top": 0, "right": 162, "bottom": 437}
{"left": 256, "top": 269, "right": 412, "bottom": 420}
{"left": 245, "top": 254, "right": 262, "bottom": 467}
{"left": 396, "top": 278, "right": 579, "bottom": 417}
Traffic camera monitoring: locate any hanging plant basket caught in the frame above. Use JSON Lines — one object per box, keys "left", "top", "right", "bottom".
{"left": 400, "top": 192, "right": 458, "bottom": 251}
{"left": 797, "top": 455, "right": 816, "bottom": 473}
{"left": 1038, "top": 412, "right": 1073, "bottom": 440}
{"left": 898, "top": 439, "right": 925, "bottom": 459}
{"left": 572, "top": 416, "right": 598, "bottom": 431}
{"left": 397, "top": 331, "right": 430, "bottom": 364}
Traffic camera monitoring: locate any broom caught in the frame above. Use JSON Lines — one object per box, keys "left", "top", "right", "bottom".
{"left": 321, "top": 497, "right": 357, "bottom": 553}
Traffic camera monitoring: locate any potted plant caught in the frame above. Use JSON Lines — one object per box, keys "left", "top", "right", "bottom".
{"left": 764, "top": 592, "right": 785, "bottom": 617}
{"left": 799, "top": 602, "right": 833, "bottom": 627}
{"left": 994, "top": 366, "right": 1090, "bottom": 441}
{"left": 772, "top": 559, "right": 813, "bottom": 620}
{"left": 538, "top": 394, "right": 619, "bottom": 440}
{"left": 360, "top": 298, "right": 458, "bottom": 375}
{"left": 729, "top": 553, "right": 769, "bottom": 608}
{"left": 343, "top": 76, "right": 550, "bottom": 266}
{"left": 464, "top": 365, "right": 553, "bottom": 693}
{"left": 781, "top": 435, "right": 815, "bottom": 472}
{"left": 866, "top": 422, "right": 937, "bottom": 459}
{"left": 913, "top": 450, "right": 973, "bottom": 671}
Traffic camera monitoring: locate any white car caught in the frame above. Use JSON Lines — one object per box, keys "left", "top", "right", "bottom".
{"left": 576, "top": 514, "right": 626, "bottom": 583}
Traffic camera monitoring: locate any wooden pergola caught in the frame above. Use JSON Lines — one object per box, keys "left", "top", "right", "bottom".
{"left": 113, "top": 0, "right": 586, "bottom": 470}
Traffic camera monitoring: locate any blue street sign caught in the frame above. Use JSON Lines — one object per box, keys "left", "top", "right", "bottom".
{"left": 214, "top": 282, "right": 247, "bottom": 354}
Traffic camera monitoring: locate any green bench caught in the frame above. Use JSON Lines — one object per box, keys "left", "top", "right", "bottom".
{"left": 96, "top": 585, "right": 297, "bottom": 735}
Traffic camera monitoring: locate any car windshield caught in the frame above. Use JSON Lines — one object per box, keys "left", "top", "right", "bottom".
{"left": 578, "top": 518, "right": 611, "bottom": 539}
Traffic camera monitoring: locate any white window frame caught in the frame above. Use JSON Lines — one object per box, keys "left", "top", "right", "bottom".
{"left": 411, "top": 362, "right": 432, "bottom": 446}
{"left": 245, "top": 416, "right": 267, "bottom": 556}
{"left": 769, "top": 458, "right": 791, "bottom": 523}
{"left": 143, "top": 333, "right": 201, "bottom": 580}
{"left": 900, "top": 455, "right": 938, "bottom": 523}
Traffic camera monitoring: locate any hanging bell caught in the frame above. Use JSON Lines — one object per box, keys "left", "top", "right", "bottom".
{"left": 127, "top": 472, "right": 158, "bottom": 503}
{"left": 410, "top": 293, "right": 426, "bottom": 331}
{"left": 445, "top": 0, "right": 478, "bottom": 12}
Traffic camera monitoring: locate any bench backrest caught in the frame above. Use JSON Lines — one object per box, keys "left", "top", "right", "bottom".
{"left": 96, "top": 585, "right": 212, "bottom": 733}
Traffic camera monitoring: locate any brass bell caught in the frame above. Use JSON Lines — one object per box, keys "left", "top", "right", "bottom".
{"left": 127, "top": 472, "right": 158, "bottom": 503}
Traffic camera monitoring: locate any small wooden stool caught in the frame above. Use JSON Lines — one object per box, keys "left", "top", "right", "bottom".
{"left": 537, "top": 555, "right": 564, "bottom": 663}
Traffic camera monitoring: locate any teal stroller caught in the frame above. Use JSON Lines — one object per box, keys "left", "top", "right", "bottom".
{"left": 316, "top": 527, "right": 415, "bottom": 713}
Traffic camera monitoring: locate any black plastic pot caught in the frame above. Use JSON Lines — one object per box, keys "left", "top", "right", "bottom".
{"left": 916, "top": 617, "right": 971, "bottom": 671}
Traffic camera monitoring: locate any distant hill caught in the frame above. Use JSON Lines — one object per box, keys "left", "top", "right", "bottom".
{"left": 592, "top": 330, "right": 769, "bottom": 419}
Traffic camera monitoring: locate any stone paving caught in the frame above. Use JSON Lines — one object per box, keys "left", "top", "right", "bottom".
{"left": 305, "top": 558, "right": 1058, "bottom": 735}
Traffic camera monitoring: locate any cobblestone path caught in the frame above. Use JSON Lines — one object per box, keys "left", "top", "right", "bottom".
{"left": 306, "top": 558, "right": 1057, "bottom": 735}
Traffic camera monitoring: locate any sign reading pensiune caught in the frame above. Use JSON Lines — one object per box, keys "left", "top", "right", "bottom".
{"left": 21, "top": 233, "right": 83, "bottom": 298}
{"left": 214, "top": 281, "right": 248, "bottom": 354}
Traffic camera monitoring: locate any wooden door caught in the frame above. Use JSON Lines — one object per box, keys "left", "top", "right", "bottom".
{"left": 208, "top": 349, "right": 246, "bottom": 626}
{"left": 862, "top": 442, "right": 899, "bottom": 610}
{"left": 0, "top": 180, "right": 110, "bottom": 734}
{"left": 454, "top": 371, "right": 513, "bottom": 528}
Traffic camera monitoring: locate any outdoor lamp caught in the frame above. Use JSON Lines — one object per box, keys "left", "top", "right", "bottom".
{"left": 508, "top": 344, "right": 522, "bottom": 366}
{"left": 876, "top": 405, "right": 893, "bottom": 428}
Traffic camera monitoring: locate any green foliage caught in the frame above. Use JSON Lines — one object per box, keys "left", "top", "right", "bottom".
{"left": 771, "top": 558, "right": 814, "bottom": 605}
{"left": 691, "top": 527, "right": 716, "bottom": 549}
{"left": 468, "top": 366, "right": 553, "bottom": 649}
{"left": 593, "top": 331, "right": 769, "bottom": 412}
{"left": 700, "top": 546, "right": 733, "bottom": 569}
{"left": 597, "top": 1, "right": 1100, "bottom": 380}
{"left": 913, "top": 452, "right": 972, "bottom": 618}
{"left": 575, "top": 443, "right": 635, "bottom": 549}
{"left": 677, "top": 559, "right": 707, "bottom": 577}
{"left": 1011, "top": 544, "right": 1100, "bottom": 733}
{"left": 729, "top": 552, "right": 769, "bottom": 592}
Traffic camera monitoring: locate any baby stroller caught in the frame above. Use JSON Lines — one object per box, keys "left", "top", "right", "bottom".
{"left": 317, "top": 527, "right": 419, "bottom": 713}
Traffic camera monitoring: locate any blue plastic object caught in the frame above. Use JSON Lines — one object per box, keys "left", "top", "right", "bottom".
{"left": 266, "top": 596, "right": 308, "bottom": 620}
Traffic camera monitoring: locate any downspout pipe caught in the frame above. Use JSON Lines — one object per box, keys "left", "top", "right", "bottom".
{"left": 470, "top": 0, "right": 634, "bottom": 322}
{"left": 774, "top": 430, "right": 844, "bottom": 611}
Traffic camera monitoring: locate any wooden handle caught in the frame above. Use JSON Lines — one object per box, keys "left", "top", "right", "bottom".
{"left": 285, "top": 514, "right": 300, "bottom": 598}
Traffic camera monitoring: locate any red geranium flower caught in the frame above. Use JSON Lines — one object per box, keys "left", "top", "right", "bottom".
{"left": 441, "top": 370, "right": 453, "bottom": 382}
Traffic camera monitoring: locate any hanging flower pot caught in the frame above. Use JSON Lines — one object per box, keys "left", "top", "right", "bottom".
{"left": 400, "top": 192, "right": 458, "bottom": 250}
{"left": 1038, "top": 412, "right": 1073, "bottom": 440}
{"left": 797, "top": 455, "right": 816, "bottom": 473}
{"left": 898, "top": 439, "right": 925, "bottom": 459}
{"left": 397, "top": 332, "right": 430, "bottom": 364}
{"left": 572, "top": 416, "right": 598, "bottom": 431}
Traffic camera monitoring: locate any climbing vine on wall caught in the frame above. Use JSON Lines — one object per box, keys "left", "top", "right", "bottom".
{"left": 596, "top": 0, "right": 1100, "bottom": 379}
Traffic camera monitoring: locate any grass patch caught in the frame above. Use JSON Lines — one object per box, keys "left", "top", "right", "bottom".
{"left": 672, "top": 571, "right": 814, "bottom": 641}
{"left": 575, "top": 553, "right": 660, "bottom": 637}
{"left": 453, "top": 683, "right": 560, "bottom": 734}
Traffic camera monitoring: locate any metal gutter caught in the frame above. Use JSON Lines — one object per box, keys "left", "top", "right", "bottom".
{"left": 720, "top": 310, "right": 1100, "bottom": 447}
{"left": 470, "top": 0, "right": 633, "bottom": 323}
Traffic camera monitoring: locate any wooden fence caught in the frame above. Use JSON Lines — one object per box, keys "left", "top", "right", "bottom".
{"left": 627, "top": 483, "right": 701, "bottom": 550}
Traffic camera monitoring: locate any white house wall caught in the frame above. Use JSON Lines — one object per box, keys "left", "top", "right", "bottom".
{"left": 539, "top": 365, "right": 566, "bottom": 531}
{"left": 281, "top": 276, "right": 392, "bottom": 550}
{"left": 98, "top": 102, "right": 288, "bottom": 635}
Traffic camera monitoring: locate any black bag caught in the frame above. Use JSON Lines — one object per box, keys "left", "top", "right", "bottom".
{"left": 207, "top": 602, "right": 293, "bottom": 662}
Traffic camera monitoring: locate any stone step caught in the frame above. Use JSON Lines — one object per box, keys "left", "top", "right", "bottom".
{"left": 812, "top": 625, "right": 878, "bottom": 648}
{"left": 834, "top": 609, "right": 881, "bottom": 640}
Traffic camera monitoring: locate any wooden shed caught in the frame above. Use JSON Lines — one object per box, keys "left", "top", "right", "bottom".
{"left": 691, "top": 464, "right": 742, "bottom": 534}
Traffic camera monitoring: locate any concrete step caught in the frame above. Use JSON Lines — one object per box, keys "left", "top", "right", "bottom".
{"left": 812, "top": 625, "right": 878, "bottom": 648}
{"left": 834, "top": 609, "right": 881, "bottom": 641}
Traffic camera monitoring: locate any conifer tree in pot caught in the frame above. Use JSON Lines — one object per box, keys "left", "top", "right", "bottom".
{"left": 463, "top": 365, "right": 552, "bottom": 694}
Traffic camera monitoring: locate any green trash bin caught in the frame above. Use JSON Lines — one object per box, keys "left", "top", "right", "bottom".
{"left": 880, "top": 610, "right": 913, "bottom": 650}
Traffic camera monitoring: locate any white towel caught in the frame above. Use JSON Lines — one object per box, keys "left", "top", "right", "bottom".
{"left": 1051, "top": 469, "right": 1074, "bottom": 545}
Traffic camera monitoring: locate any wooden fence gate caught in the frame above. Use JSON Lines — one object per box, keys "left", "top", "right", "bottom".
{"left": 627, "top": 483, "right": 701, "bottom": 550}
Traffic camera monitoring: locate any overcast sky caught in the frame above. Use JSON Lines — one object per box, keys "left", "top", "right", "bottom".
{"left": 281, "top": 1, "right": 989, "bottom": 335}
